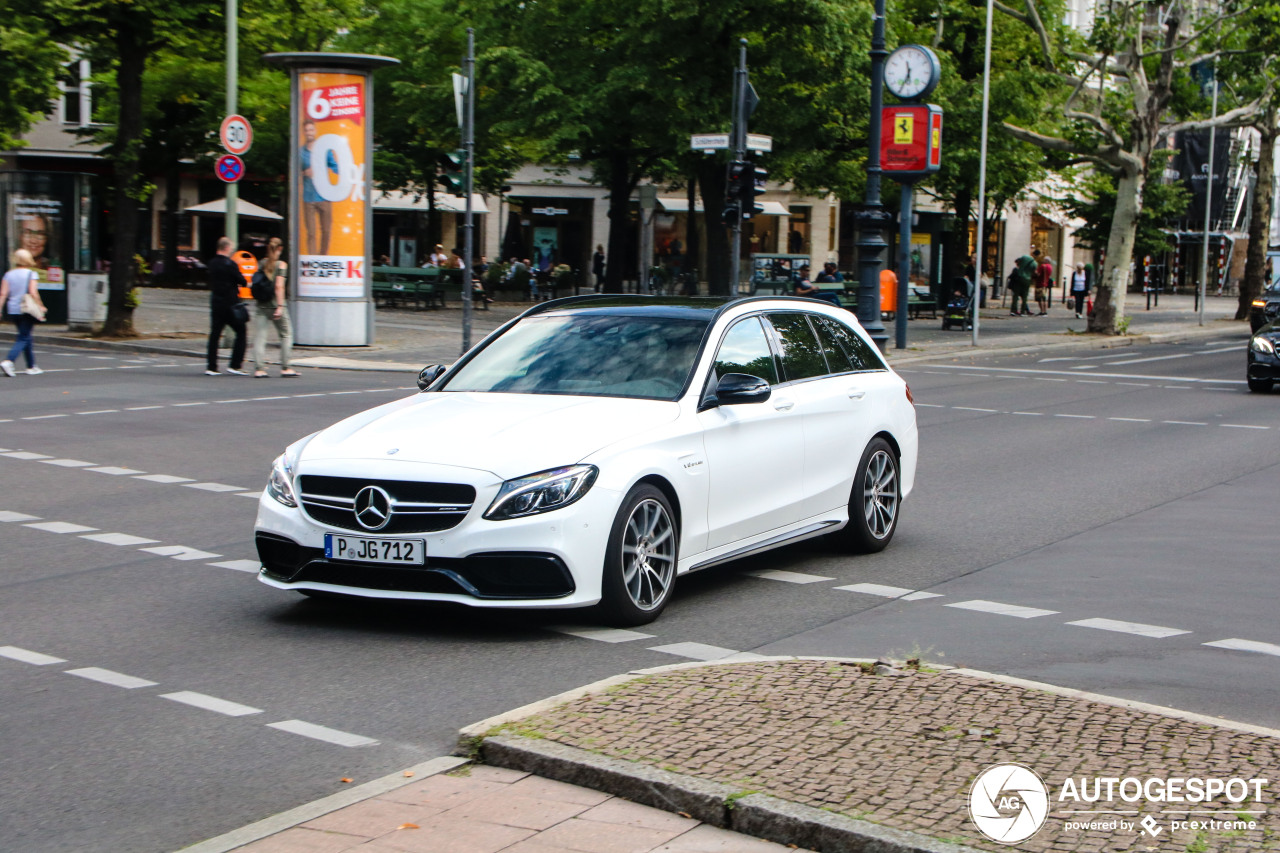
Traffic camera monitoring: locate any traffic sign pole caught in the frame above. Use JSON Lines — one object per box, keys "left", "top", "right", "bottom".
{"left": 225, "top": 0, "right": 239, "bottom": 247}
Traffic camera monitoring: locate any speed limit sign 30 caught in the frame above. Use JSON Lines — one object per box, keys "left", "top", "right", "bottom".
{"left": 220, "top": 114, "right": 253, "bottom": 156}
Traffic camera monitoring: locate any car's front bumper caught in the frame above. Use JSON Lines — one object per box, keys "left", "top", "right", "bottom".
{"left": 1247, "top": 349, "right": 1280, "bottom": 382}
{"left": 253, "top": 475, "right": 621, "bottom": 609}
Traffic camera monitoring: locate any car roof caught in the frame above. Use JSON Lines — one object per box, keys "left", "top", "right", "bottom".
{"left": 521, "top": 294, "right": 842, "bottom": 323}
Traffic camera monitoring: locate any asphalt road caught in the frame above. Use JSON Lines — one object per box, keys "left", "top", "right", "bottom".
{"left": 1, "top": 331, "right": 1276, "bottom": 852}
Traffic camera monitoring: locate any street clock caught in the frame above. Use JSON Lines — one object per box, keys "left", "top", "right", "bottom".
{"left": 884, "top": 44, "right": 941, "bottom": 101}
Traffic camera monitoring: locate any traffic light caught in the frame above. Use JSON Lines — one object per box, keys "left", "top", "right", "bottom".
{"left": 741, "top": 162, "right": 767, "bottom": 219}
{"left": 438, "top": 149, "right": 465, "bottom": 193}
{"left": 721, "top": 204, "right": 741, "bottom": 226}
{"left": 726, "top": 161, "right": 749, "bottom": 205}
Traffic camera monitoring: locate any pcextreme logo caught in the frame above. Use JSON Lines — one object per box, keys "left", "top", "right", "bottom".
{"left": 969, "top": 763, "right": 1051, "bottom": 844}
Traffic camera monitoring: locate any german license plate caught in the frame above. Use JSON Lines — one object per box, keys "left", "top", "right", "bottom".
{"left": 325, "top": 534, "right": 425, "bottom": 565}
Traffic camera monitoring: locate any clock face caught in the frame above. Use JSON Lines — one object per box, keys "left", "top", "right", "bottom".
{"left": 885, "top": 45, "right": 937, "bottom": 100}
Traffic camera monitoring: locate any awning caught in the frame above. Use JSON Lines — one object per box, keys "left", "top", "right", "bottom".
{"left": 184, "top": 198, "right": 283, "bottom": 220}
{"left": 372, "top": 190, "right": 489, "bottom": 214}
{"left": 657, "top": 198, "right": 790, "bottom": 216}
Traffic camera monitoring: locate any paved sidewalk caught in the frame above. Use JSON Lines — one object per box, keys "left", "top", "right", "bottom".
{"left": 2, "top": 287, "right": 1249, "bottom": 373}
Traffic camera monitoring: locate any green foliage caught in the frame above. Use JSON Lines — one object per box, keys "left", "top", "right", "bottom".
{"left": 1059, "top": 150, "right": 1190, "bottom": 261}
{"left": 0, "top": 9, "right": 68, "bottom": 150}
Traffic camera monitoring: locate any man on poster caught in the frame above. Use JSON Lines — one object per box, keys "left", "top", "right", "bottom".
{"left": 300, "top": 119, "right": 339, "bottom": 255}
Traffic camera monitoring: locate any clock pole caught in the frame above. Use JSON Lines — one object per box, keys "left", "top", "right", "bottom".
{"left": 854, "top": 0, "right": 890, "bottom": 351}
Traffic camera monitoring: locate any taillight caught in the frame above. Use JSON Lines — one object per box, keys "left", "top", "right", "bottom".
{"left": 905, "top": 383, "right": 914, "bottom": 404}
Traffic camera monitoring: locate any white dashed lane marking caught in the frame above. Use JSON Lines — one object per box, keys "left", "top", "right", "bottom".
{"left": 647, "top": 642, "right": 743, "bottom": 661}
{"left": 0, "top": 511, "right": 40, "bottom": 522}
{"left": 266, "top": 720, "right": 378, "bottom": 748}
{"left": 550, "top": 626, "right": 656, "bottom": 643}
{"left": 946, "top": 600, "right": 1059, "bottom": 619}
{"left": 41, "top": 458, "right": 95, "bottom": 467}
{"left": 184, "top": 482, "right": 247, "bottom": 493}
{"left": 24, "top": 521, "right": 97, "bottom": 534}
{"left": 65, "top": 667, "right": 157, "bottom": 689}
{"left": 0, "top": 646, "right": 66, "bottom": 665}
{"left": 837, "top": 582, "right": 915, "bottom": 598}
{"left": 1204, "top": 639, "right": 1280, "bottom": 657}
{"left": 161, "top": 691, "right": 263, "bottom": 717}
{"left": 81, "top": 532, "right": 160, "bottom": 546}
{"left": 747, "top": 569, "right": 835, "bottom": 584}
{"left": 87, "top": 466, "right": 145, "bottom": 476}
{"left": 1, "top": 451, "right": 52, "bottom": 460}
{"left": 134, "top": 474, "right": 194, "bottom": 484}
{"left": 140, "top": 545, "right": 221, "bottom": 561}
{"left": 208, "top": 560, "right": 262, "bottom": 573}
{"left": 1066, "top": 618, "right": 1191, "bottom": 639}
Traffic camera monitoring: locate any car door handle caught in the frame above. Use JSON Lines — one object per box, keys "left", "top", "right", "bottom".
{"left": 848, "top": 389, "right": 866, "bottom": 400}
{"left": 774, "top": 400, "right": 795, "bottom": 411}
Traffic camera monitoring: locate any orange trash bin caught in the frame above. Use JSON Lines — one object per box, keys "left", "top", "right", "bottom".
{"left": 879, "top": 268, "right": 898, "bottom": 315}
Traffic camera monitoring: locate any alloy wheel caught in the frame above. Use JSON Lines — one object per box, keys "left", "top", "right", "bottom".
{"left": 621, "top": 498, "right": 676, "bottom": 611}
{"left": 862, "top": 449, "right": 899, "bottom": 540}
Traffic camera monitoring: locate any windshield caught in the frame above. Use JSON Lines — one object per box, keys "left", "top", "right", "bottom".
{"left": 442, "top": 313, "right": 711, "bottom": 399}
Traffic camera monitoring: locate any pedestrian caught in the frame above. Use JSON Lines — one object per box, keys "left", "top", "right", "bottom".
{"left": 592, "top": 244, "right": 606, "bottom": 292}
{"left": 1009, "top": 254, "right": 1035, "bottom": 316}
{"left": 1070, "top": 262, "right": 1090, "bottom": 318}
{"left": 1, "top": 248, "right": 46, "bottom": 377}
{"left": 205, "top": 236, "right": 248, "bottom": 376}
{"left": 428, "top": 244, "right": 448, "bottom": 267}
{"left": 251, "top": 237, "right": 298, "bottom": 378}
{"left": 1033, "top": 249, "right": 1053, "bottom": 315}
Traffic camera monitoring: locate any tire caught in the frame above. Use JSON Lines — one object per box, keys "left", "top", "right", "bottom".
{"left": 833, "top": 437, "right": 901, "bottom": 553}
{"left": 1248, "top": 377, "right": 1272, "bottom": 393}
{"left": 597, "top": 484, "right": 678, "bottom": 626}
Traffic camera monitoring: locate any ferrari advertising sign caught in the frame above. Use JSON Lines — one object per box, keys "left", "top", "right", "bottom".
{"left": 881, "top": 104, "right": 942, "bottom": 177}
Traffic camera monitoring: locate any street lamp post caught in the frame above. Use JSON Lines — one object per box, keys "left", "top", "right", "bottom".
{"left": 855, "top": 0, "right": 890, "bottom": 351}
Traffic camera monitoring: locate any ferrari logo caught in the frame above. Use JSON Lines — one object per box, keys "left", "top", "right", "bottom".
{"left": 894, "top": 115, "right": 914, "bottom": 144}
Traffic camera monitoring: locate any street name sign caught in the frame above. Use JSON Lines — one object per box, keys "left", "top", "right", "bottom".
{"left": 690, "top": 134, "right": 731, "bottom": 151}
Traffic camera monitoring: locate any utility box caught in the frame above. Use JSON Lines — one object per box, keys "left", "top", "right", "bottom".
{"left": 67, "top": 271, "right": 108, "bottom": 331}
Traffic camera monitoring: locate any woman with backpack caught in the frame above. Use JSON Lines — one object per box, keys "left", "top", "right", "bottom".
{"left": 250, "top": 237, "right": 298, "bottom": 378}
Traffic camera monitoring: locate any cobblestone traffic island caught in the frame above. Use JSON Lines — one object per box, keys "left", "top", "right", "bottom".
{"left": 480, "top": 660, "right": 1280, "bottom": 852}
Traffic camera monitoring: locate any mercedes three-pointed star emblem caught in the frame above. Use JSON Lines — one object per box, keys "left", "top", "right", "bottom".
{"left": 353, "top": 485, "right": 393, "bottom": 531}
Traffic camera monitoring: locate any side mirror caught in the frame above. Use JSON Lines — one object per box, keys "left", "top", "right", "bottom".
{"left": 417, "top": 364, "right": 446, "bottom": 391}
{"left": 707, "top": 373, "right": 771, "bottom": 408}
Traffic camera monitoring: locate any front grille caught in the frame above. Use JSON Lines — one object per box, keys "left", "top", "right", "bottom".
{"left": 298, "top": 474, "right": 476, "bottom": 534}
{"left": 256, "top": 532, "right": 575, "bottom": 599}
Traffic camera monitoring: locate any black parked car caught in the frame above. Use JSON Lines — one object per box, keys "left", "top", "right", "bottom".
{"left": 1249, "top": 282, "right": 1280, "bottom": 332}
{"left": 1247, "top": 319, "right": 1280, "bottom": 393}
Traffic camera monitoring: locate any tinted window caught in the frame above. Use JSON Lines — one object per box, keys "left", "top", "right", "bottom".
{"left": 812, "top": 317, "right": 855, "bottom": 373}
{"left": 443, "top": 314, "right": 709, "bottom": 399}
{"left": 713, "top": 317, "right": 778, "bottom": 385}
{"left": 768, "top": 313, "right": 829, "bottom": 381}
{"left": 817, "top": 316, "right": 886, "bottom": 371}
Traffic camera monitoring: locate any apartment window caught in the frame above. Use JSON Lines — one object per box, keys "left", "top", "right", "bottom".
{"left": 59, "top": 59, "right": 92, "bottom": 127}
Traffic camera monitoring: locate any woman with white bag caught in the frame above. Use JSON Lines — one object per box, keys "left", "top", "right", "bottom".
{"left": 0, "top": 248, "right": 46, "bottom": 377}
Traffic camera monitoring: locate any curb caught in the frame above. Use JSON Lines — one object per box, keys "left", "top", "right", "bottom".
{"left": 476, "top": 734, "right": 978, "bottom": 853}
{"left": 176, "top": 754, "right": 468, "bottom": 853}
{"left": 458, "top": 655, "right": 1280, "bottom": 853}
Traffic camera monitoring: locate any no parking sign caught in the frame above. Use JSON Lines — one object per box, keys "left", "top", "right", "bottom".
{"left": 215, "top": 154, "right": 245, "bottom": 183}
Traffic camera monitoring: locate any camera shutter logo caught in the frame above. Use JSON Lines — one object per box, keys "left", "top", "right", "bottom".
{"left": 969, "top": 763, "right": 1050, "bottom": 844}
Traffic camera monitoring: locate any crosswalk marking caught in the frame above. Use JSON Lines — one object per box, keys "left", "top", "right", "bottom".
{"left": 946, "top": 600, "right": 1058, "bottom": 619}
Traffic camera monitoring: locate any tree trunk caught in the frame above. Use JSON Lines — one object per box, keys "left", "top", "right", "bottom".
{"left": 697, "top": 159, "right": 730, "bottom": 296}
{"left": 603, "top": 150, "right": 632, "bottom": 294}
{"left": 103, "top": 33, "right": 145, "bottom": 337}
{"left": 946, "top": 185, "right": 972, "bottom": 290}
{"left": 1239, "top": 111, "right": 1276, "bottom": 320}
{"left": 1090, "top": 167, "right": 1144, "bottom": 334}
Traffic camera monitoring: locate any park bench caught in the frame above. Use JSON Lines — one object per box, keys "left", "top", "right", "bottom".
{"left": 908, "top": 288, "right": 938, "bottom": 319}
{"left": 371, "top": 267, "right": 443, "bottom": 310}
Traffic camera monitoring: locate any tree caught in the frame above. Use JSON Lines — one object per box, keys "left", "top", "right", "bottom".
{"left": 0, "top": 6, "right": 67, "bottom": 151}
{"left": 997, "top": 0, "right": 1271, "bottom": 334}
{"left": 41, "top": 0, "right": 221, "bottom": 336}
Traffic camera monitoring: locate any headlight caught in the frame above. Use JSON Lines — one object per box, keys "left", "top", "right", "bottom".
{"left": 1251, "top": 336, "right": 1275, "bottom": 355}
{"left": 266, "top": 452, "right": 298, "bottom": 507}
{"left": 484, "top": 465, "right": 598, "bottom": 520}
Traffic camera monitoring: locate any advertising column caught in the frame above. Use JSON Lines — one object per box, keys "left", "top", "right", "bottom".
{"left": 264, "top": 52, "right": 399, "bottom": 345}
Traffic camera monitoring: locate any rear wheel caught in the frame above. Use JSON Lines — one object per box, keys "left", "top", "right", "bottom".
{"left": 1248, "top": 377, "right": 1273, "bottom": 393}
{"left": 598, "top": 485, "right": 678, "bottom": 626}
{"left": 833, "top": 438, "right": 900, "bottom": 553}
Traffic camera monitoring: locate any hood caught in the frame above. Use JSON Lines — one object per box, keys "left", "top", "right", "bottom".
{"left": 301, "top": 391, "right": 681, "bottom": 479}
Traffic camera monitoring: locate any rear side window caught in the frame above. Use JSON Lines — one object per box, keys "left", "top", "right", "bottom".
{"left": 713, "top": 317, "right": 779, "bottom": 385}
{"left": 767, "top": 313, "right": 828, "bottom": 382}
{"left": 817, "top": 316, "right": 886, "bottom": 371}
{"left": 811, "top": 317, "right": 855, "bottom": 373}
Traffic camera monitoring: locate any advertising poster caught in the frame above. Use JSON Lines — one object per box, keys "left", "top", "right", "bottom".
{"left": 9, "top": 194, "right": 65, "bottom": 286}
{"left": 297, "top": 71, "right": 368, "bottom": 297}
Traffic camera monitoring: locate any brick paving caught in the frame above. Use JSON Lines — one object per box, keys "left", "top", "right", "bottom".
{"left": 231, "top": 764, "right": 798, "bottom": 852}
{"left": 503, "top": 661, "right": 1280, "bottom": 852}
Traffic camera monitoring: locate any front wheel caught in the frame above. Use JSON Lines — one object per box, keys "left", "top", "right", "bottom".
{"left": 597, "top": 485, "right": 678, "bottom": 626}
{"left": 833, "top": 438, "right": 901, "bottom": 553}
{"left": 1248, "top": 377, "right": 1273, "bottom": 393}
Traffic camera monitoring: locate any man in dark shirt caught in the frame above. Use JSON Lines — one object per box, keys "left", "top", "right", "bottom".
{"left": 206, "top": 236, "right": 248, "bottom": 375}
